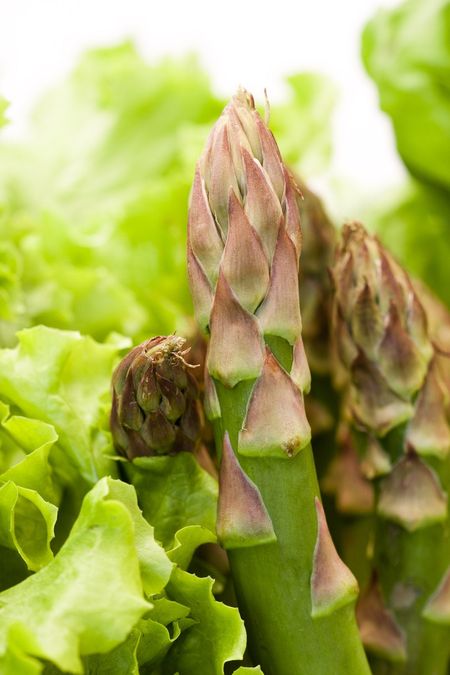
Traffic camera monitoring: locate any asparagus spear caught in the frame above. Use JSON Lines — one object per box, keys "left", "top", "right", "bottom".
{"left": 332, "top": 222, "right": 450, "bottom": 674}
{"left": 188, "top": 90, "right": 370, "bottom": 675}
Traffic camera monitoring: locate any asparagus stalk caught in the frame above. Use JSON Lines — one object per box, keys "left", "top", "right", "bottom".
{"left": 332, "top": 222, "right": 450, "bottom": 674}
{"left": 188, "top": 90, "right": 370, "bottom": 675}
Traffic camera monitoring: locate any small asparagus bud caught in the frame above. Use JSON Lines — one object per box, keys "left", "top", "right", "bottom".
{"left": 111, "top": 336, "right": 202, "bottom": 458}
{"left": 188, "top": 91, "right": 370, "bottom": 675}
{"left": 332, "top": 222, "right": 450, "bottom": 674}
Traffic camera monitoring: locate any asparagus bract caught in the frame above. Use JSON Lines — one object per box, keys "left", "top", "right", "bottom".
{"left": 332, "top": 222, "right": 450, "bottom": 674}
{"left": 188, "top": 91, "right": 370, "bottom": 675}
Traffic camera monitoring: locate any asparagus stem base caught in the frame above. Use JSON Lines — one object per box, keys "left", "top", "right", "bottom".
{"left": 373, "top": 518, "right": 450, "bottom": 675}
{"left": 215, "top": 370, "right": 371, "bottom": 675}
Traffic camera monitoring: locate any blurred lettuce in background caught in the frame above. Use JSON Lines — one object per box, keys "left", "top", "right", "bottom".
{"left": 0, "top": 98, "right": 8, "bottom": 128}
{"left": 0, "top": 42, "right": 336, "bottom": 348}
{"left": 362, "top": 0, "right": 450, "bottom": 305}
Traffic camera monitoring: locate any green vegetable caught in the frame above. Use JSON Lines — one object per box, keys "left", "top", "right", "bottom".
{"left": 332, "top": 222, "right": 450, "bottom": 674}
{"left": 0, "top": 326, "right": 124, "bottom": 485}
{"left": 0, "top": 477, "right": 154, "bottom": 673}
{"left": 188, "top": 90, "right": 369, "bottom": 675}
{"left": 126, "top": 452, "right": 218, "bottom": 550}
{"left": 362, "top": 0, "right": 450, "bottom": 192}
{"left": 111, "top": 335, "right": 202, "bottom": 458}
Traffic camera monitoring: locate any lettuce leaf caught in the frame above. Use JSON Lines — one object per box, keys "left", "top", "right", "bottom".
{"left": 0, "top": 477, "right": 156, "bottom": 673}
{"left": 363, "top": 0, "right": 450, "bottom": 306}
{"left": 0, "top": 481, "right": 57, "bottom": 571}
{"left": 0, "top": 411, "right": 60, "bottom": 502}
{"left": 163, "top": 567, "right": 246, "bottom": 675}
{"left": 0, "top": 326, "right": 122, "bottom": 484}
{"left": 126, "top": 453, "right": 218, "bottom": 548}
{"left": 362, "top": 0, "right": 450, "bottom": 191}
{"left": 0, "top": 44, "right": 223, "bottom": 345}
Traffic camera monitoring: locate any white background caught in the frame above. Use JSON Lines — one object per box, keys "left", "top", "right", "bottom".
{"left": 0, "top": 0, "right": 406, "bottom": 196}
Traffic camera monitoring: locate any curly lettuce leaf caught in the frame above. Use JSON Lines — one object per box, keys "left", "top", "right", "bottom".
{"left": 167, "top": 524, "right": 217, "bottom": 570}
{"left": 80, "top": 478, "right": 173, "bottom": 597}
{"left": 1, "top": 414, "right": 60, "bottom": 503}
{"left": 0, "top": 44, "right": 336, "bottom": 348}
{"left": 0, "top": 326, "right": 123, "bottom": 484}
{"left": 362, "top": 0, "right": 450, "bottom": 191}
{"left": 0, "top": 409, "right": 60, "bottom": 573}
{"left": 0, "top": 481, "right": 57, "bottom": 571}
{"left": 163, "top": 567, "right": 246, "bottom": 675}
{"left": 83, "top": 596, "right": 194, "bottom": 674}
{"left": 0, "top": 477, "right": 155, "bottom": 673}
{"left": 0, "top": 44, "right": 223, "bottom": 345}
{"left": 126, "top": 452, "right": 218, "bottom": 549}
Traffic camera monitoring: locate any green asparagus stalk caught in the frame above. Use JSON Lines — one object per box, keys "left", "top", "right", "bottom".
{"left": 188, "top": 90, "right": 370, "bottom": 675}
{"left": 332, "top": 222, "right": 450, "bottom": 674}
